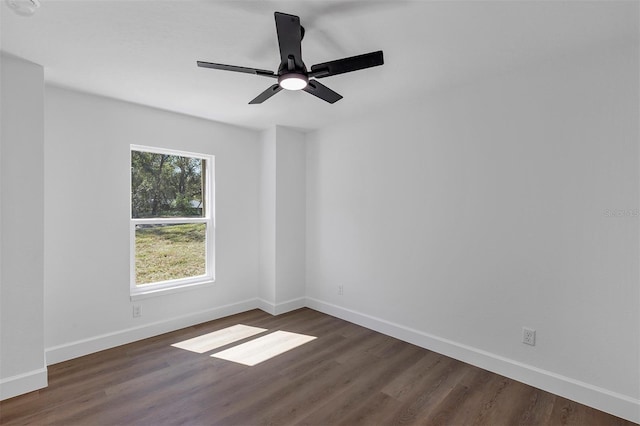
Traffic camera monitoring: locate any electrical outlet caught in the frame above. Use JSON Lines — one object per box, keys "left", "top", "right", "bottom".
{"left": 132, "top": 305, "right": 142, "bottom": 318}
{"left": 522, "top": 327, "right": 535, "bottom": 346}
{"left": 338, "top": 285, "right": 344, "bottom": 296}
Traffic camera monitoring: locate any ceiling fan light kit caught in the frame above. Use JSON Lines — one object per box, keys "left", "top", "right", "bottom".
{"left": 278, "top": 73, "right": 308, "bottom": 91}
{"left": 197, "top": 11, "right": 384, "bottom": 104}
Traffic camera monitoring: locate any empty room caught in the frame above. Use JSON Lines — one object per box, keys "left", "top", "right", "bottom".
{"left": 1, "top": 0, "right": 638, "bottom": 424}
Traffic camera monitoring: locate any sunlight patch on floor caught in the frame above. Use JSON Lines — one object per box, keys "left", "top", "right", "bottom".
{"left": 211, "top": 330, "right": 317, "bottom": 366}
{"left": 171, "top": 324, "right": 267, "bottom": 353}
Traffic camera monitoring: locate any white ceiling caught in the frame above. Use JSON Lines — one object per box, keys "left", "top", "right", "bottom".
{"left": 1, "top": 0, "right": 638, "bottom": 130}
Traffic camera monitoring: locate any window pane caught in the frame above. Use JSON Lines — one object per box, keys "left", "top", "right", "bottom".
{"left": 131, "top": 151, "right": 205, "bottom": 218}
{"left": 135, "top": 223, "right": 206, "bottom": 285}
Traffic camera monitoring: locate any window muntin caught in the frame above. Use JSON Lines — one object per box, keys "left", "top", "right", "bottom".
{"left": 130, "top": 146, "right": 214, "bottom": 297}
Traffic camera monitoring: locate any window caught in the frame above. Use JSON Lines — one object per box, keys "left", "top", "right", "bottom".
{"left": 130, "top": 145, "right": 214, "bottom": 298}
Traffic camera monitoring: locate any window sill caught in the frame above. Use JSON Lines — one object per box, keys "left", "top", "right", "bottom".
{"left": 130, "top": 279, "right": 215, "bottom": 301}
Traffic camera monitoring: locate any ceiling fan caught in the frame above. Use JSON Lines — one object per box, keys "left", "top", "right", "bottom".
{"left": 197, "top": 12, "right": 384, "bottom": 104}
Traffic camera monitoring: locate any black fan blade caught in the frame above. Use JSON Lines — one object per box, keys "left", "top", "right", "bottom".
{"left": 197, "top": 61, "right": 277, "bottom": 78}
{"left": 274, "top": 12, "right": 304, "bottom": 70}
{"left": 303, "top": 80, "right": 343, "bottom": 104}
{"left": 249, "top": 84, "right": 283, "bottom": 104}
{"left": 310, "top": 51, "right": 383, "bottom": 78}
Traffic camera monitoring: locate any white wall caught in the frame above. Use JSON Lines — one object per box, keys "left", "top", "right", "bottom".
{"left": 259, "top": 128, "right": 276, "bottom": 305}
{"left": 275, "top": 126, "right": 306, "bottom": 305}
{"left": 0, "top": 54, "right": 47, "bottom": 399}
{"left": 306, "top": 44, "right": 639, "bottom": 420}
{"left": 44, "top": 86, "right": 261, "bottom": 362}
{"left": 259, "top": 126, "right": 306, "bottom": 313}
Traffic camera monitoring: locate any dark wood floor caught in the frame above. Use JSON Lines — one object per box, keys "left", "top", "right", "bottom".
{"left": 0, "top": 308, "right": 635, "bottom": 426}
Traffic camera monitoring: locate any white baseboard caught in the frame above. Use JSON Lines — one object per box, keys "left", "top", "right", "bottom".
{"left": 257, "top": 297, "right": 306, "bottom": 316}
{"left": 306, "top": 297, "right": 640, "bottom": 424}
{"left": 45, "top": 298, "right": 259, "bottom": 365}
{"left": 274, "top": 297, "right": 306, "bottom": 315}
{"left": 257, "top": 298, "right": 276, "bottom": 315}
{"left": 0, "top": 367, "right": 48, "bottom": 400}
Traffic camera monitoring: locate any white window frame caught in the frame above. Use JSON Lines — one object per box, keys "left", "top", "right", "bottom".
{"left": 130, "top": 145, "right": 215, "bottom": 299}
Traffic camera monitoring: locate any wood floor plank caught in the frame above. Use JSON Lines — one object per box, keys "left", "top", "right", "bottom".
{"left": 424, "top": 367, "right": 496, "bottom": 426}
{"left": 171, "top": 324, "right": 267, "bottom": 354}
{"left": 336, "top": 391, "right": 403, "bottom": 426}
{"left": 211, "top": 328, "right": 399, "bottom": 424}
{"left": 515, "top": 388, "right": 557, "bottom": 426}
{"left": 0, "top": 308, "right": 635, "bottom": 426}
{"left": 211, "top": 330, "right": 316, "bottom": 366}
{"left": 381, "top": 350, "right": 445, "bottom": 401}
{"left": 296, "top": 343, "right": 428, "bottom": 425}
{"left": 461, "top": 377, "right": 521, "bottom": 425}
{"left": 383, "top": 357, "right": 471, "bottom": 424}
